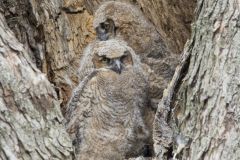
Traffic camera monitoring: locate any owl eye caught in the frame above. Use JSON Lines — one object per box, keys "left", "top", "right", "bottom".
{"left": 100, "top": 22, "right": 110, "bottom": 31}
{"left": 121, "top": 51, "right": 131, "bottom": 63}
{"left": 120, "top": 55, "right": 127, "bottom": 62}
{"left": 100, "top": 57, "right": 110, "bottom": 64}
{"left": 104, "top": 23, "right": 110, "bottom": 30}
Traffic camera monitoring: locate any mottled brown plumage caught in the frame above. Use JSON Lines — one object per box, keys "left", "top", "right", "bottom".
{"left": 66, "top": 39, "right": 151, "bottom": 159}
{"left": 93, "top": 1, "right": 179, "bottom": 109}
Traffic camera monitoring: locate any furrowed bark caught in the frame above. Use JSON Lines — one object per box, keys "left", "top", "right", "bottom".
{"left": 1, "top": 0, "right": 96, "bottom": 112}
{"left": 0, "top": 13, "right": 73, "bottom": 160}
{"left": 155, "top": 0, "right": 240, "bottom": 159}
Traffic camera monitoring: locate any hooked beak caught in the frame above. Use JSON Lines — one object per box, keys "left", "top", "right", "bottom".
{"left": 97, "top": 32, "right": 109, "bottom": 41}
{"left": 111, "top": 59, "right": 122, "bottom": 74}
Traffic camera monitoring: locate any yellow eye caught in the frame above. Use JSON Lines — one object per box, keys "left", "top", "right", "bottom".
{"left": 120, "top": 55, "right": 126, "bottom": 63}
{"left": 121, "top": 51, "right": 133, "bottom": 65}
{"left": 104, "top": 23, "right": 110, "bottom": 30}
{"left": 100, "top": 57, "right": 110, "bottom": 64}
{"left": 102, "top": 57, "right": 107, "bottom": 62}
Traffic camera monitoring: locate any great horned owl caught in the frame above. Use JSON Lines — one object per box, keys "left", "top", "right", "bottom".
{"left": 66, "top": 39, "right": 151, "bottom": 159}
{"left": 93, "top": 1, "right": 167, "bottom": 57}
{"left": 93, "top": 1, "right": 179, "bottom": 109}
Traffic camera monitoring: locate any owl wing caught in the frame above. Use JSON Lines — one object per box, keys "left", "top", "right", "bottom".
{"left": 65, "top": 70, "right": 98, "bottom": 148}
{"left": 77, "top": 42, "right": 96, "bottom": 82}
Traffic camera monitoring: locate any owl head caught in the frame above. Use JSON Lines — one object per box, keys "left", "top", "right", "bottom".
{"left": 78, "top": 39, "right": 144, "bottom": 84}
{"left": 89, "top": 39, "right": 141, "bottom": 74}
{"left": 95, "top": 18, "right": 116, "bottom": 41}
{"left": 93, "top": 1, "right": 166, "bottom": 58}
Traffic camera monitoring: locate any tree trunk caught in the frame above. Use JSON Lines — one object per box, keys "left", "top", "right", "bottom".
{"left": 0, "top": 14, "right": 73, "bottom": 159}
{"left": 154, "top": 0, "right": 240, "bottom": 159}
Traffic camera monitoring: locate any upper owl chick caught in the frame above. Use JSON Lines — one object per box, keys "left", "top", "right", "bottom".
{"left": 66, "top": 39, "right": 151, "bottom": 160}
{"left": 93, "top": 1, "right": 166, "bottom": 56}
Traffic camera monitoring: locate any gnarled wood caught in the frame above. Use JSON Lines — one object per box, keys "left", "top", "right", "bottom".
{"left": 0, "top": 13, "right": 73, "bottom": 160}
{"left": 164, "top": 0, "right": 240, "bottom": 159}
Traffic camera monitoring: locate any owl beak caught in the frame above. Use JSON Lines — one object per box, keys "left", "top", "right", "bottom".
{"left": 111, "top": 59, "right": 122, "bottom": 74}
{"left": 96, "top": 28, "right": 109, "bottom": 41}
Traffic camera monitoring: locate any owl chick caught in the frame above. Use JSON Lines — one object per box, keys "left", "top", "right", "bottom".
{"left": 66, "top": 39, "right": 151, "bottom": 160}
{"left": 93, "top": 1, "right": 179, "bottom": 109}
{"left": 93, "top": 1, "right": 167, "bottom": 58}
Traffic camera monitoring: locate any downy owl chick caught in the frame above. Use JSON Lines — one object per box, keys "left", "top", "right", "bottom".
{"left": 93, "top": 1, "right": 167, "bottom": 58}
{"left": 66, "top": 39, "right": 151, "bottom": 160}
{"left": 93, "top": 1, "right": 179, "bottom": 109}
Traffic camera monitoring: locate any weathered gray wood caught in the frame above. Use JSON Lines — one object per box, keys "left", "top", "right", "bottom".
{"left": 160, "top": 0, "right": 240, "bottom": 159}
{"left": 153, "top": 47, "right": 191, "bottom": 159}
{"left": 0, "top": 14, "right": 73, "bottom": 160}
{"left": 0, "top": 0, "right": 96, "bottom": 111}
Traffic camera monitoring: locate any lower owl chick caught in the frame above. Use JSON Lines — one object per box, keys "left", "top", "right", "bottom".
{"left": 65, "top": 39, "right": 151, "bottom": 159}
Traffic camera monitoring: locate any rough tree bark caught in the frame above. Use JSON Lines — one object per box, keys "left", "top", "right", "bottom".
{"left": 1, "top": 0, "right": 96, "bottom": 113}
{"left": 0, "top": 14, "right": 73, "bottom": 159}
{"left": 154, "top": 0, "right": 240, "bottom": 160}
